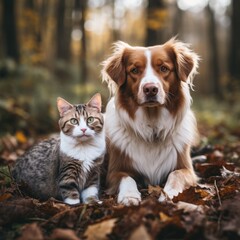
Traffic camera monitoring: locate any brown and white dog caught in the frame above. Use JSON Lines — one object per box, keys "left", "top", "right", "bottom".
{"left": 102, "top": 38, "right": 199, "bottom": 205}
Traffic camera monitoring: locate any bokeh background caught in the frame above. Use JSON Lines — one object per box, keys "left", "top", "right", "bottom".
{"left": 0, "top": 0, "right": 239, "bottom": 143}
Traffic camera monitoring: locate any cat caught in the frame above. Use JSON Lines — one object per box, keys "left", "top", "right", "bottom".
{"left": 12, "top": 93, "right": 106, "bottom": 205}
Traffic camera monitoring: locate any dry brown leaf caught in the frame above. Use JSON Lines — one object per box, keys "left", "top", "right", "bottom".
{"left": 50, "top": 228, "right": 80, "bottom": 240}
{"left": 34, "top": 198, "right": 70, "bottom": 214}
{"left": 173, "top": 186, "right": 214, "bottom": 205}
{"left": 176, "top": 201, "right": 206, "bottom": 213}
{"left": 195, "top": 161, "right": 235, "bottom": 178}
{"left": 0, "top": 193, "right": 12, "bottom": 202}
{"left": 159, "top": 212, "right": 171, "bottom": 222}
{"left": 148, "top": 185, "right": 162, "bottom": 197}
{"left": 15, "top": 131, "right": 27, "bottom": 144}
{"left": 18, "top": 223, "right": 44, "bottom": 240}
{"left": 84, "top": 218, "right": 117, "bottom": 240}
{"left": 219, "top": 185, "right": 238, "bottom": 199}
{"left": 129, "top": 225, "right": 152, "bottom": 240}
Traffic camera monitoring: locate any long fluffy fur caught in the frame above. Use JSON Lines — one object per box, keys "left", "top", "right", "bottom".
{"left": 102, "top": 38, "right": 200, "bottom": 204}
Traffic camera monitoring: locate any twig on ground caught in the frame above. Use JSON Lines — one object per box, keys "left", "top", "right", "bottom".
{"left": 214, "top": 180, "right": 223, "bottom": 234}
{"left": 214, "top": 180, "right": 222, "bottom": 206}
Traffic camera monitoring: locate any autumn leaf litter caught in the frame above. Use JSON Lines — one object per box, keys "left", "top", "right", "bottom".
{"left": 0, "top": 134, "right": 240, "bottom": 239}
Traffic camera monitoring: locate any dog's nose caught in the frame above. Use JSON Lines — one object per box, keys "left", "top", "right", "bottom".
{"left": 143, "top": 83, "right": 158, "bottom": 97}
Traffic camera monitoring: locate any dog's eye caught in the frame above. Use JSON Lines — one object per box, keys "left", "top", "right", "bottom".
{"left": 160, "top": 66, "right": 169, "bottom": 73}
{"left": 70, "top": 118, "right": 78, "bottom": 125}
{"left": 130, "top": 67, "right": 139, "bottom": 74}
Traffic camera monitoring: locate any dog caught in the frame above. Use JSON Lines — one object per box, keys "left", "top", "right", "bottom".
{"left": 102, "top": 38, "right": 200, "bottom": 205}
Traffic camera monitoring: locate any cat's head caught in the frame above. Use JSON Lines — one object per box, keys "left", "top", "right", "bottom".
{"left": 57, "top": 93, "right": 104, "bottom": 142}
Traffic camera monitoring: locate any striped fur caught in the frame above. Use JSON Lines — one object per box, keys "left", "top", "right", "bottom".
{"left": 12, "top": 94, "right": 105, "bottom": 205}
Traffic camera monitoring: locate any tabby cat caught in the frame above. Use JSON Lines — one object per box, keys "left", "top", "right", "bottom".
{"left": 12, "top": 93, "right": 105, "bottom": 205}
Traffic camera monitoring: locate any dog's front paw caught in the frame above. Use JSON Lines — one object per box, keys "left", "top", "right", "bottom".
{"left": 118, "top": 176, "right": 141, "bottom": 206}
{"left": 118, "top": 191, "right": 141, "bottom": 206}
{"left": 158, "top": 189, "right": 179, "bottom": 202}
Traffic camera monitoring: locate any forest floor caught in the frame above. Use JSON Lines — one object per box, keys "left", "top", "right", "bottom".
{"left": 0, "top": 122, "right": 240, "bottom": 240}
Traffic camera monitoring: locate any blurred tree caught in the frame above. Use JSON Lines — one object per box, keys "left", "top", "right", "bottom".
{"left": 76, "top": 0, "right": 87, "bottom": 84}
{"left": 25, "top": 0, "right": 34, "bottom": 8}
{"left": 111, "top": 0, "right": 121, "bottom": 42}
{"left": 36, "top": 0, "right": 47, "bottom": 45}
{"left": 21, "top": 0, "right": 43, "bottom": 65}
{"left": 56, "top": 0, "right": 72, "bottom": 61}
{"left": 2, "top": 0, "right": 20, "bottom": 62}
{"left": 229, "top": 0, "right": 240, "bottom": 81}
{"left": 145, "top": 0, "right": 168, "bottom": 46}
{"left": 206, "top": 4, "right": 221, "bottom": 98}
{"left": 172, "top": 2, "right": 183, "bottom": 37}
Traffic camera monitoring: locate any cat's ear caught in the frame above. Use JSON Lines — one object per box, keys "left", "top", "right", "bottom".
{"left": 87, "top": 93, "right": 102, "bottom": 112}
{"left": 57, "top": 97, "right": 73, "bottom": 117}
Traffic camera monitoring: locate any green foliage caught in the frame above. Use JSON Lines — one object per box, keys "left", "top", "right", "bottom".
{"left": 0, "top": 62, "right": 109, "bottom": 137}
{"left": 193, "top": 96, "right": 240, "bottom": 144}
{"left": 0, "top": 166, "right": 11, "bottom": 195}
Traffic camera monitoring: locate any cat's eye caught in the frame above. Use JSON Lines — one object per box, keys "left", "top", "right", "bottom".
{"left": 87, "top": 116, "right": 94, "bottom": 124}
{"left": 70, "top": 118, "right": 78, "bottom": 125}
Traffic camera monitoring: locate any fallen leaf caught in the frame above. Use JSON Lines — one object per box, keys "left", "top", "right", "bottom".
{"left": 219, "top": 193, "right": 240, "bottom": 237}
{"left": 195, "top": 161, "right": 235, "bottom": 178}
{"left": 84, "top": 218, "right": 117, "bottom": 240}
{"left": 0, "top": 193, "right": 12, "bottom": 202}
{"left": 212, "top": 150, "right": 224, "bottom": 158}
{"left": 159, "top": 212, "right": 171, "bottom": 222}
{"left": 221, "top": 166, "right": 240, "bottom": 178}
{"left": 50, "top": 228, "right": 80, "bottom": 240}
{"left": 148, "top": 185, "right": 162, "bottom": 195}
{"left": 219, "top": 185, "right": 238, "bottom": 200}
{"left": 0, "top": 198, "right": 44, "bottom": 225}
{"left": 173, "top": 186, "right": 214, "bottom": 205}
{"left": 15, "top": 131, "right": 27, "bottom": 144}
{"left": 18, "top": 223, "right": 44, "bottom": 240}
{"left": 129, "top": 225, "right": 152, "bottom": 240}
{"left": 148, "top": 185, "right": 162, "bottom": 197}
{"left": 176, "top": 201, "right": 206, "bottom": 213}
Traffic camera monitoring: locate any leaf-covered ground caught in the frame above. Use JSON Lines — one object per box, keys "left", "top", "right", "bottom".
{"left": 0, "top": 133, "right": 240, "bottom": 240}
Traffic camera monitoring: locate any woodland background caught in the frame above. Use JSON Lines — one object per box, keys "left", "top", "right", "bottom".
{"left": 0, "top": 0, "right": 239, "bottom": 140}
{"left": 1, "top": 0, "right": 240, "bottom": 239}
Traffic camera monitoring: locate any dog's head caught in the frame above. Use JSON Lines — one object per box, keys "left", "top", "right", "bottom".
{"left": 102, "top": 38, "right": 199, "bottom": 117}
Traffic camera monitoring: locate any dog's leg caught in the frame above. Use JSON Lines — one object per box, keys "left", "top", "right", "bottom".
{"left": 159, "top": 145, "right": 198, "bottom": 202}
{"left": 159, "top": 168, "right": 197, "bottom": 202}
{"left": 118, "top": 176, "right": 141, "bottom": 206}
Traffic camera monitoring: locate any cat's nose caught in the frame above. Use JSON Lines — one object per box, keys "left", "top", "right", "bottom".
{"left": 81, "top": 128, "right": 87, "bottom": 133}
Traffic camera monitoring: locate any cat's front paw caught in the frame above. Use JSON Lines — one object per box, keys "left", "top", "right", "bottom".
{"left": 64, "top": 197, "right": 80, "bottom": 205}
{"left": 83, "top": 196, "right": 99, "bottom": 204}
{"left": 81, "top": 185, "right": 99, "bottom": 204}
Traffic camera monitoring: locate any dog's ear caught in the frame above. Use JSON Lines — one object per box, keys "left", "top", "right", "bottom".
{"left": 164, "top": 38, "right": 199, "bottom": 85}
{"left": 102, "top": 41, "right": 130, "bottom": 87}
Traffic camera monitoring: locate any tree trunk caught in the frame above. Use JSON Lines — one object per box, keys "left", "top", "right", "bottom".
{"left": 229, "top": 0, "right": 240, "bottom": 80}
{"left": 207, "top": 4, "right": 221, "bottom": 98}
{"left": 56, "top": 0, "right": 72, "bottom": 61}
{"left": 76, "top": 0, "right": 87, "bottom": 84}
{"left": 2, "top": 0, "right": 20, "bottom": 62}
{"left": 172, "top": 2, "right": 183, "bottom": 37}
{"left": 145, "top": 0, "right": 168, "bottom": 46}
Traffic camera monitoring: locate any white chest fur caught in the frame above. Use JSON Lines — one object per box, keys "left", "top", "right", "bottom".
{"left": 105, "top": 97, "right": 196, "bottom": 185}
{"left": 60, "top": 131, "right": 106, "bottom": 172}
